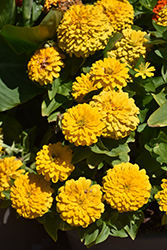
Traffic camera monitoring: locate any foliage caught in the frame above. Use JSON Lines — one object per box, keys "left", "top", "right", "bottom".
{"left": 1, "top": 0, "right": 167, "bottom": 248}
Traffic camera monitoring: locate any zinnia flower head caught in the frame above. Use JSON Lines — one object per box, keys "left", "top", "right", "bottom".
{"left": 90, "top": 90, "right": 140, "bottom": 140}
{"left": 135, "top": 62, "right": 156, "bottom": 79}
{"left": 0, "top": 156, "right": 24, "bottom": 199}
{"left": 72, "top": 73, "right": 98, "bottom": 102}
{"left": 56, "top": 177, "right": 104, "bottom": 227}
{"left": 89, "top": 57, "right": 129, "bottom": 90}
{"left": 57, "top": 4, "right": 113, "bottom": 58}
{"left": 61, "top": 103, "right": 104, "bottom": 146}
{"left": 153, "top": 0, "right": 167, "bottom": 22}
{"left": 96, "top": 0, "right": 134, "bottom": 33}
{"left": 102, "top": 162, "right": 151, "bottom": 212}
{"left": 107, "top": 29, "right": 148, "bottom": 68}
{"left": 35, "top": 142, "right": 75, "bottom": 183}
{"left": 27, "top": 47, "right": 65, "bottom": 85}
{"left": 155, "top": 179, "right": 167, "bottom": 213}
{"left": 10, "top": 173, "right": 54, "bottom": 219}
{"left": 43, "top": 0, "right": 83, "bottom": 12}
{"left": 156, "top": 5, "right": 167, "bottom": 26}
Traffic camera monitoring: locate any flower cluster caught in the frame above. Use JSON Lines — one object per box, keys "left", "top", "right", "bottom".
{"left": 10, "top": 173, "right": 54, "bottom": 219}
{"left": 0, "top": 157, "right": 24, "bottom": 199}
{"left": 35, "top": 142, "right": 75, "bottom": 183}
{"left": 27, "top": 47, "right": 65, "bottom": 86}
{"left": 155, "top": 179, "right": 167, "bottom": 213}
{"left": 108, "top": 29, "right": 148, "bottom": 67}
{"left": 56, "top": 177, "right": 104, "bottom": 227}
{"left": 153, "top": 0, "right": 167, "bottom": 25}
{"left": 102, "top": 162, "right": 151, "bottom": 212}
{"left": 57, "top": 4, "right": 113, "bottom": 57}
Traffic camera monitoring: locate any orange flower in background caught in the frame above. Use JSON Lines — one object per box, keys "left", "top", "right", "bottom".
{"left": 15, "top": 0, "right": 22, "bottom": 7}
{"left": 153, "top": 0, "right": 167, "bottom": 21}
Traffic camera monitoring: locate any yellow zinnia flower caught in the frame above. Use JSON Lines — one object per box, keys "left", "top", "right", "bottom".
{"left": 96, "top": 0, "right": 134, "bottom": 33}
{"left": 102, "top": 162, "right": 151, "bottom": 212}
{"left": 61, "top": 103, "right": 104, "bottom": 146}
{"left": 57, "top": 4, "right": 113, "bottom": 58}
{"left": 27, "top": 47, "right": 65, "bottom": 85}
{"left": 89, "top": 57, "right": 129, "bottom": 90}
{"left": 157, "top": 6, "right": 167, "bottom": 26}
{"left": 56, "top": 177, "right": 104, "bottom": 227}
{"left": 10, "top": 173, "right": 54, "bottom": 219}
{"left": 90, "top": 90, "right": 140, "bottom": 140}
{"left": 155, "top": 179, "right": 167, "bottom": 213}
{"left": 35, "top": 142, "right": 75, "bottom": 183}
{"left": 0, "top": 156, "right": 24, "bottom": 199}
{"left": 107, "top": 29, "right": 148, "bottom": 68}
{"left": 72, "top": 73, "right": 98, "bottom": 102}
{"left": 135, "top": 62, "right": 156, "bottom": 79}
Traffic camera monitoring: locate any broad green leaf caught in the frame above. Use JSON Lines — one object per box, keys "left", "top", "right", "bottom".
{"left": 153, "top": 142, "right": 167, "bottom": 164}
{"left": 0, "top": 199, "right": 11, "bottom": 209}
{"left": 71, "top": 146, "right": 92, "bottom": 164}
{"left": 0, "top": 36, "right": 45, "bottom": 112}
{"left": 59, "top": 220, "right": 73, "bottom": 231}
{"left": 1, "top": 190, "right": 11, "bottom": 200}
{"left": 152, "top": 20, "right": 167, "bottom": 34}
{"left": 103, "top": 33, "right": 123, "bottom": 57}
{"left": 162, "top": 64, "right": 167, "bottom": 82}
{"left": 43, "top": 213, "right": 61, "bottom": 242}
{"left": 147, "top": 100, "right": 167, "bottom": 127}
{"left": 1, "top": 9, "right": 63, "bottom": 53}
{"left": 0, "top": 0, "right": 16, "bottom": 29}
{"left": 84, "top": 224, "right": 99, "bottom": 246}
{"left": 57, "top": 81, "right": 73, "bottom": 96}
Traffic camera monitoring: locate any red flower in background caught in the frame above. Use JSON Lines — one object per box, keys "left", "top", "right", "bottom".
{"left": 15, "top": 0, "right": 22, "bottom": 7}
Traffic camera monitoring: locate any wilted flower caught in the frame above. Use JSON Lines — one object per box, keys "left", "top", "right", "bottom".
{"left": 27, "top": 47, "right": 65, "bottom": 85}
{"left": 43, "top": 0, "right": 83, "bottom": 12}
{"left": 107, "top": 28, "right": 148, "bottom": 67}
{"left": 102, "top": 162, "right": 151, "bottom": 212}
{"left": 72, "top": 73, "right": 98, "bottom": 102}
{"left": 135, "top": 62, "right": 156, "bottom": 79}
{"left": 57, "top": 4, "right": 113, "bottom": 57}
{"left": 0, "top": 156, "right": 24, "bottom": 199}
{"left": 35, "top": 142, "right": 75, "bottom": 183}
{"left": 61, "top": 103, "right": 104, "bottom": 146}
{"left": 10, "top": 173, "right": 54, "bottom": 219}
{"left": 56, "top": 177, "right": 104, "bottom": 227}
{"left": 90, "top": 90, "right": 140, "bottom": 140}
{"left": 96, "top": 0, "right": 134, "bottom": 33}
{"left": 155, "top": 179, "right": 167, "bottom": 213}
{"left": 89, "top": 57, "right": 129, "bottom": 90}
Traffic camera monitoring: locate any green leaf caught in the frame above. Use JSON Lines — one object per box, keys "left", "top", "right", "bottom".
{"left": 1, "top": 9, "right": 63, "bottom": 53}
{"left": 22, "top": 0, "right": 33, "bottom": 26}
{"left": 71, "top": 146, "right": 92, "bottom": 164}
{"left": 84, "top": 224, "right": 99, "bottom": 246}
{"left": 0, "top": 36, "right": 45, "bottom": 112}
{"left": 152, "top": 20, "right": 167, "bottom": 34}
{"left": 95, "top": 222, "right": 110, "bottom": 244}
{"left": 86, "top": 153, "right": 105, "bottom": 169}
{"left": 152, "top": 87, "right": 167, "bottom": 106}
{"left": 57, "top": 81, "right": 73, "bottom": 96}
{"left": 42, "top": 94, "right": 68, "bottom": 117}
{"left": 48, "top": 78, "right": 61, "bottom": 100}
{"left": 153, "top": 142, "right": 167, "bottom": 164}
{"left": 162, "top": 214, "right": 167, "bottom": 225}
{"left": 59, "top": 220, "right": 73, "bottom": 231}
{"left": 1, "top": 190, "right": 11, "bottom": 200}
{"left": 43, "top": 213, "right": 61, "bottom": 242}
{"left": 0, "top": 0, "right": 16, "bottom": 29}
{"left": 148, "top": 100, "right": 167, "bottom": 127}
{"left": 124, "top": 211, "right": 144, "bottom": 240}
{"left": 0, "top": 199, "right": 11, "bottom": 209}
